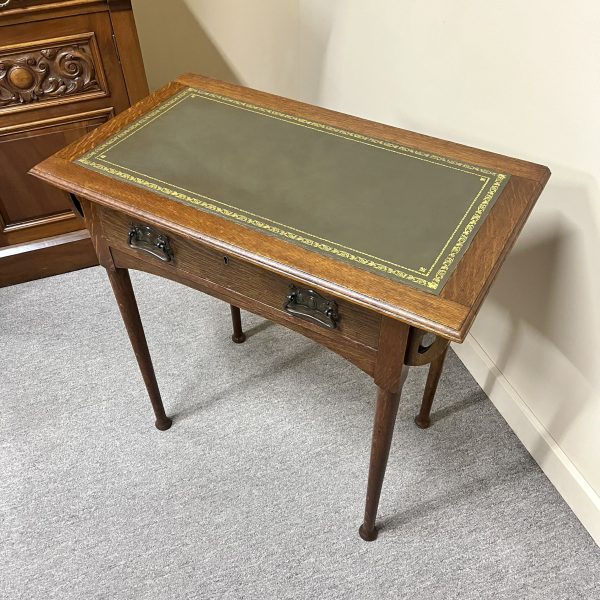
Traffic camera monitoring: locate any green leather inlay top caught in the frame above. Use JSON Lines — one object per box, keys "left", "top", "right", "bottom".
{"left": 76, "top": 87, "right": 509, "bottom": 294}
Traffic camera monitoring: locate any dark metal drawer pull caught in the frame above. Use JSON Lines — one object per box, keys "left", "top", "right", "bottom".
{"left": 284, "top": 285, "right": 339, "bottom": 329}
{"left": 128, "top": 224, "right": 173, "bottom": 262}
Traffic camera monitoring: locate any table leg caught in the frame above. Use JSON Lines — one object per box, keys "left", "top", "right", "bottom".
{"left": 414, "top": 344, "right": 449, "bottom": 429}
{"left": 230, "top": 305, "right": 246, "bottom": 343}
{"left": 359, "top": 370, "right": 408, "bottom": 541}
{"left": 106, "top": 267, "right": 172, "bottom": 431}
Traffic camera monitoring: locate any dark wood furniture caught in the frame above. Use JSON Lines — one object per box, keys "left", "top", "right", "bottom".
{"left": 31, "top": 73, "right": 550, "bottom": 541}
{"left": 0, "top": 0, "right": 148, "bottom": 287}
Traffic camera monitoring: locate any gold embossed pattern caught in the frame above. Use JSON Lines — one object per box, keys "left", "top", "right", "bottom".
{"left": 76, "top": 88, "right": 510, "bottom": 294}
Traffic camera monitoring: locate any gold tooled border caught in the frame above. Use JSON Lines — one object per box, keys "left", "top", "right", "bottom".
{"left": 77, "top": 88, "right": 509, "bottom": 291}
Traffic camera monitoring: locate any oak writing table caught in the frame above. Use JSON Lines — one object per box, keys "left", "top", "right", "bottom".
{"left": 31, "top": 73, "right": 550, "bottom": 541}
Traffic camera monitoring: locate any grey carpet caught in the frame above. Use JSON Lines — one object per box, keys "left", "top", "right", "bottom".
{"left": 1, "top": 267, "right": 598, "bottom": 600}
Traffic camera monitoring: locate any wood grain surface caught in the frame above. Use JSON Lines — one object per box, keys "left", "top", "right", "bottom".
{"left": 30, "top": 73, "right": 550, "bottom": 341}
{"left": 0, "top": 0, "right": 148, "bottom": 286}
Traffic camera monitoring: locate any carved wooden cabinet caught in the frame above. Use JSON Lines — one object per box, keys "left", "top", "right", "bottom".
{"left": 0, "top": 0, "right": 148, "bottom": 286}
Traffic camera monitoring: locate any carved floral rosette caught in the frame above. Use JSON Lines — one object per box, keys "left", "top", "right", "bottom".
{"left": 0, "top": 42, "right": 102, "bottom": 108}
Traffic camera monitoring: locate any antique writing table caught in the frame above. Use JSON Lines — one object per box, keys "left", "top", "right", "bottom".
{"left": 31, "top": 73, "right": 550, "bottom": 541}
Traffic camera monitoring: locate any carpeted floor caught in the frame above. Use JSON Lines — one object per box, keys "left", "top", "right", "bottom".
{"left": 1, "top": 267, "right": 599, "bottom": 600}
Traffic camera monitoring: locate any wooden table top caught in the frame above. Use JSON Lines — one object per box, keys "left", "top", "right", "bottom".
{"left": 31, "top": 73, "right": 550, "bottom": 341}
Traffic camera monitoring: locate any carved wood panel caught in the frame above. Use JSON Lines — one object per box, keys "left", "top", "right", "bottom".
{"left": 0, "top": 32, "right": 108, "bottom": 114}
{"left": 0, "top": 4, "right": 147, "bottom": 286}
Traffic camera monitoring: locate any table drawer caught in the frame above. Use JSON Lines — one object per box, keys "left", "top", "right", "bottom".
{"left": 99, "top": 207, "right": 381, "bottom": 350}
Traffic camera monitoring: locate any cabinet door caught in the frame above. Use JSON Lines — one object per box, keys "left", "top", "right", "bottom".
{"left": 0, "top": 109, "right": 114, "bottom": 246}
{"left": 0, "top": 8, "right": 136, "bottom": 284}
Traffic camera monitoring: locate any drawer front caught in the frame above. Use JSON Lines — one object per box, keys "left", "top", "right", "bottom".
{"left": 100, "top": 207, "right": 381, "bottom": 351}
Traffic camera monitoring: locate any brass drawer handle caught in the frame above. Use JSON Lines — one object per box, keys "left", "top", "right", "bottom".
{"left": 128, "top": 224, "right": 173, "bottom": 262}
{"left": 284, "top": 285, "right": 339, "bottom": 329}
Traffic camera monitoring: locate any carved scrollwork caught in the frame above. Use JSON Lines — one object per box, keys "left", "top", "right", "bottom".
{"left": 0, "top": 40, "right": 102, "bottom": 109}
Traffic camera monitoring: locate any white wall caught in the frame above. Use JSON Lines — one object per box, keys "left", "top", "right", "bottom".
{"left": 131, "top": 0, "right": 600, "bottom": 544}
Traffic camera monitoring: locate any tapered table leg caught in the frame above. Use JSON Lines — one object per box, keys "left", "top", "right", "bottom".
{"left": 230, "top": 305, "right": 246, "bottom": 343}
{"left": 359, "top": 381, "right": 406, "bottom": 541}
{"left": 106, "top": 267, "right": 172, "bottom": 431}
{"left": 414, "top": 344, "right": 449, "bottom": 429}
